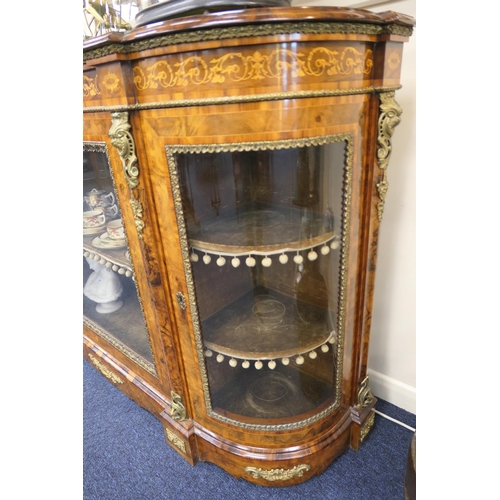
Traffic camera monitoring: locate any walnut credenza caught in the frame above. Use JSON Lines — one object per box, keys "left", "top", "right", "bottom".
{"left": 83, "top": 6, "right": 414, "bottom": 486}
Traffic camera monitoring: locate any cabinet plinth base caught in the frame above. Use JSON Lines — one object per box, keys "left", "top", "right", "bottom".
{"left": 194, "top": 416, "right": 352, "bottom": 486}
{"left": 83, "top": 336, "right": 199, "bottom": 465}
{"left": 350, "top": 397, "right": 377, "bottom": 451}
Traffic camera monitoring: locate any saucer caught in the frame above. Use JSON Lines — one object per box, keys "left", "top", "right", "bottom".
{"left": 83, "top": 223, "right": 106, "bottom": 235}
{"left": 91, "top": 233, "right": 127, "bottom": 250}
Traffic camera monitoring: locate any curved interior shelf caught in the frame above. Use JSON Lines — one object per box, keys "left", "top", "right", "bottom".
{"left": 83, "top": 234, "right": 133, "bottom": 276}
{"left": 202, "top": 288, "right": 336, "bottom": 365}
{"left": 187, "top": 204, "right": 336, "bottom": 256}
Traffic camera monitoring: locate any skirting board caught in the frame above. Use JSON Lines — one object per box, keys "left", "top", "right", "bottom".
{"left": 367, "top": 368, "right": 416, "bottom": 415}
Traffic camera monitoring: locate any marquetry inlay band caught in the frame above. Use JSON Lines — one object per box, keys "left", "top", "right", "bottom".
{"left": 244, "top": 464, "right": 311, "bottom": 481}
{"left": 133, "top": 46, "right": 373, "bottom": 91}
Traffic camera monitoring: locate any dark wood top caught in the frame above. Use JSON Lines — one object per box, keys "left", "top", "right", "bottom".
{"left": 83, "top": 6, "right": 415, "bottom": 53}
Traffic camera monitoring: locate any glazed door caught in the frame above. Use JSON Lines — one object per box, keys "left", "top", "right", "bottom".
{"left": 167, "top": 135, "right": 352, "bottom": 428}
{"left": 83, "top": 143, "right": 157, "bottom": 375}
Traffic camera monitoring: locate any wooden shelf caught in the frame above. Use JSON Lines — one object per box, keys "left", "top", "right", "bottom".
{"left": 202, "top": 287, "right": 335, "bottom": 362}
{"left": 83, "top": 233, "right": 133, "bottom": 275}
{"left": 211, "top": 364, "right": 333, "bottom": 421}
{"left": 188, "top": 204, "right": 335, "bottom": 256}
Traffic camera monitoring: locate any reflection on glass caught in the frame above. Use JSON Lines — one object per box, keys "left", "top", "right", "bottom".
{"left": 83, "top": 145, "right": 155, "bottom": 370}
{"left": 176, "top": 142, "right": 346, "bottom": 423}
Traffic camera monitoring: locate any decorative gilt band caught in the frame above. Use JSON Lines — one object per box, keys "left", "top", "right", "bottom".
{"left": 166, "top": 429, "right": 187, "bottom": 454}
{"left": 83, "top": 85, "right": 402, "bottom": 114}
{"left": 108, "top": 112, "right": 145, "bottom": 238}
{"left": 244, "top": 464, "right": 311, "bottom": 481}
{"left": 88, "top": 354, "right": 124, "bottom": 384}
{"left": 84, "top": 318, "right": 157, "bottom": 376}
{"left": 83, "top": 21, "right": 413, "bottom": 61}
{"left": 375, "top": 91, "right": 403, "bottom": 222}
{"left": 360, "top": 411, "right": 376, "bottom": 443}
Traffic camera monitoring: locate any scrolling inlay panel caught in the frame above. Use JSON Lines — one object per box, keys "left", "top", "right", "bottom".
{"left": 134, "top": 46, "right": 373, "bottom": 91}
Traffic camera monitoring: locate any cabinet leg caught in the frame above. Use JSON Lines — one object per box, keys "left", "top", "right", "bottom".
{"left": 350, "top": 401, "right": 377, "bottom": 450}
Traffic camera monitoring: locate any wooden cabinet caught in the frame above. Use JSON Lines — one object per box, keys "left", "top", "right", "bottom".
{"left": 83, "top": 5, "right": 414, "bottom": 486}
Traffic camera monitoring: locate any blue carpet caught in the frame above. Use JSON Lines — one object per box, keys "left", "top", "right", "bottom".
{"left": 84, "top": 360, "right": 415, "bottom": 499}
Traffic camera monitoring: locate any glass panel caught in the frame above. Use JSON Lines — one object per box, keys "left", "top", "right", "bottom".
{"left": 83, "top": 144, "right": 156, "bottom": 372}
{"left": 174, "top": 140, "right": 346, "bottom": 424}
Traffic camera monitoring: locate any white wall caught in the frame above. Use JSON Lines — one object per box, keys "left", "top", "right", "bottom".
{"left": 292, "top": 0, "right": 417, "bottom": 413}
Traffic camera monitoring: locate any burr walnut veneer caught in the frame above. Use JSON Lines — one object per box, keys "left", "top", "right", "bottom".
{"left": 83, "top": 6, "right": 414, "bottom": 486}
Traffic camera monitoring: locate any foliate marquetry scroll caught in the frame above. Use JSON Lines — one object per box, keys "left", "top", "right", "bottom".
{"left": 83, "top": 75, "right": 101, "bottom": 97}
{"left": 170, "top": 391, "right": 187, "bottom": 422}
{"left": 88, "top": 354, "right": 123, "bottom": 384}
{"left": 376, "top": 91, "right": 402, "bottom": 222}
{"left": 166, "top": 429, "right": 187, "bottom": 454}
{"left": 109, "top": 112, "right": 145, "bottom": 238}
{"left": 244, "top": 465, "right": 311, "bottom": 482}
{"left": 360, "top": 411, "right": 376, "bottom": 443}
{"left": 133, "top": 47, "right": 373, "bottom": 91}
{"left": 357, "top": 376, "right": 374, "bottom": 408}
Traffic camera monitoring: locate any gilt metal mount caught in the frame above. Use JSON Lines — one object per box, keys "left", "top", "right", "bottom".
{"left": 109, "top": 112, "right": 145, "bottom": 238}
{"left": 171, "top": 391, "right": 187, "bottom": 422}
{"left": 376, "top": 91, "right": 403, "bottom": 222}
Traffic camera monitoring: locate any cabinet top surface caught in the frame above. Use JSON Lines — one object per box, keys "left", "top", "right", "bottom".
{"left": 83, "top": 6, "right": 415, "bottom": 54}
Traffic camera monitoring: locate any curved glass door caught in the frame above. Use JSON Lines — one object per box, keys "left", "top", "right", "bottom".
{"left": 169, "top": 136, "right": 351, "bottom": 427}
{"left": 83, "top": 143, "right": 156, "bottom": 375}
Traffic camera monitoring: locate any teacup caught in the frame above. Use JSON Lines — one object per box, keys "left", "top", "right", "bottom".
{"left": 83, "top": 210, "right": 106, "bottom": 228}
{"left": 102, "top": 203, "right": 119, "bottom": 219}
{"left": 106, "top": 219, "right": 124, "bottom": 240}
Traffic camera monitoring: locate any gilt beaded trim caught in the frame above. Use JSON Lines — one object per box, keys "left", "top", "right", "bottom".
{"left": 83, "top": 85, "right": 402, "bottom": 114}
{"left": 83, "top": 21, "right": 413, "bottom": 61}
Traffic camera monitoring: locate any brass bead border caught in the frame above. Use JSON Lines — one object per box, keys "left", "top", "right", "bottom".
{"left": 83, "top": 85, "right": 402, "bottom": 114}
{"left": 166, "top": 133, "right": 353, "bottom": 431}
{"left": 84, "top": 317, "right": 157, "bottom": 377}
{"left": 83, "top": 21, "right": 413, "bottom": 61}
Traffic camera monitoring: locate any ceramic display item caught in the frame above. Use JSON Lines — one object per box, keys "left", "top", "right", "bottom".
{"left": 84, "top": 188, "right": 115, "bottom": 211}
{"left": 91, "top": 233, "right": 128, "bottom": 250}
{"left": 83, "top": 210, "right": 106, "bottom": 228}
{"left": 106, "top": 219, "right": 125, "bottom": 240}
{"left": 135, "top": 0, "right": 291, "bottom": 27}
{"left": 101, "top": 203, "right": 119, "bottom": 219}
{"left": 83, "top": 257, "right": 124, "bottom": 313}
